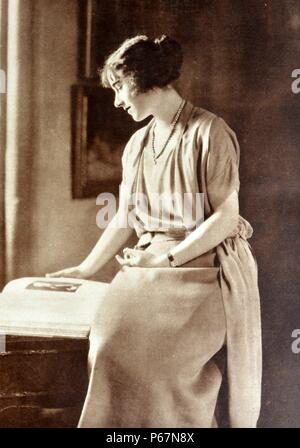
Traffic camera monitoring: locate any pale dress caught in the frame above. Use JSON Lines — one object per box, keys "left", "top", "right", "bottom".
{"left": 78, "top": 101, "right": 262, "bottom": 428}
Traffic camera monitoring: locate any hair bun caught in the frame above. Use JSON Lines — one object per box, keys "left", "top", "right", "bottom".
{"left": 154, "top": 35, "right": 179, "bottom": 55}
{"left": 154, "top": 35, "right": 183, "bottom": 84}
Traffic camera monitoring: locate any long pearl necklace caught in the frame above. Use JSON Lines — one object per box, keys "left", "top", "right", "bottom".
{"left": 151, "top": 99, "right": 186, "bottom": 165}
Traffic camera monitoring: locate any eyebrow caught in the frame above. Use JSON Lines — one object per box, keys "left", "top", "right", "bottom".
{"left": 112, "top": 80, "right": 121, "bottom": 87}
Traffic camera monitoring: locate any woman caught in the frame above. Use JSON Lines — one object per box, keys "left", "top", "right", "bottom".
{"left": 47, "top": 35, "right": 262, "bottom": 428}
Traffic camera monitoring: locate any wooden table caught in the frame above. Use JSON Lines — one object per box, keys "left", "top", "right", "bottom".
{"left": 0, "top": 277, "right": 110, "bottom": 428}
{"left": 0, "top": 334, "right": 89, "bottom": 428}
{"left": 0, "top": 278, "right": 109, "bottom": 427}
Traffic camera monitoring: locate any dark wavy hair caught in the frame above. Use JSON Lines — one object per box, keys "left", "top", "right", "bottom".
{"left": 99, "top": 35, "right": 183, "bottom": 94}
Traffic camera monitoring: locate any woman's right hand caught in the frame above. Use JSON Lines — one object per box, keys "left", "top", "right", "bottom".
{"left": 45, "top": 265, "right": 91, "bottom": 279}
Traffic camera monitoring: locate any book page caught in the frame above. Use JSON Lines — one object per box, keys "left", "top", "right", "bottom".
{"left": 0, "top": 277, "right": 109, "bottom": 338}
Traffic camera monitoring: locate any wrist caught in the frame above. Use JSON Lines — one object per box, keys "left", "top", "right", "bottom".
{"left": 156, "top": 253, "right": 170, "bottom": 267}
{"left": 167, "top": 251, "right": 178, "bottom": 267}
{"left": 78, "top": 262, "right": 95, "bottom": 277}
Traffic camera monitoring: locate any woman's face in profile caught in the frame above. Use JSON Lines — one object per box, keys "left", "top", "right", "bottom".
{"left": 108, "top": 70, "right": 153, "bottom": 122}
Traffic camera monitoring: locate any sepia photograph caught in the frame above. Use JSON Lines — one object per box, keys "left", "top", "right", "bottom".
{"left": 0, "top": 0, "right": 299, "bottom": 431}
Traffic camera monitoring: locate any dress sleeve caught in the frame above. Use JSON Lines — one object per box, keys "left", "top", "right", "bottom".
{"left": 200, "top": 116, "right": 240, "bottom": 211}
{"left": 120, "top": 127, "right": 143, "bottom": 188}
{"left": 118, "top": 136, "right": 133, "bottom": 208}
{"left": 119, "top": 130, "right": 141, "bottom": 208}
{"left": 120, "top": 138, "right": 130, "bottom": 185}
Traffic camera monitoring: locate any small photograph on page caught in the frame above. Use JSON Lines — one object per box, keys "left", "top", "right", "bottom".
{"left": 26, "top": 281, "right": 82, "bottom": 293}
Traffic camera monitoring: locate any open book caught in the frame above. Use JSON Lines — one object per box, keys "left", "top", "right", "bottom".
{"left": 0, "top": 277, "right": 109, "bottom": 338}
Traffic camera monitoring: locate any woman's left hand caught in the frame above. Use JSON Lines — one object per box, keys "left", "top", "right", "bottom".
{"left": 115, "top": 248, "right": 169, "bottom": 268}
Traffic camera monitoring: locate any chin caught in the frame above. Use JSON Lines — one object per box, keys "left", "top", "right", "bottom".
{"left": 130, "top": 114, "right": 142, "bottom": 122}
{"left": 132, "top": 112, "right": 150, "bottom": 122}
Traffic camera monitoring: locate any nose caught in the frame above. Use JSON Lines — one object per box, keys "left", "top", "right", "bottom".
{"left": 114, "top": 92, "right": 124, "bottom": 108}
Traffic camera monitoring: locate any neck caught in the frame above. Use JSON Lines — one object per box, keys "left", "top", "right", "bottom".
{"left": 150, "top": 87, "right": 184, "bottom": 129}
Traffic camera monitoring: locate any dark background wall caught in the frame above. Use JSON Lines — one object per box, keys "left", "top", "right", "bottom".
{"left": 86, "top": 0, "right": 299, "bottom": 427}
